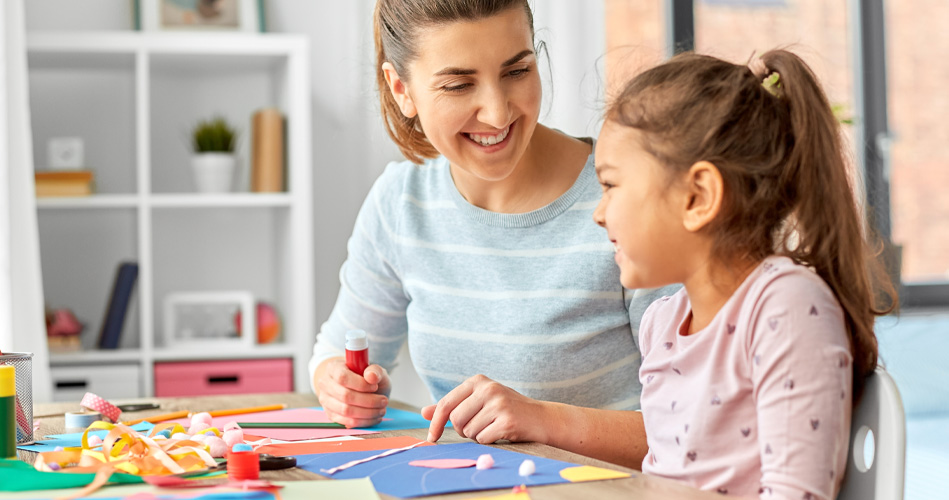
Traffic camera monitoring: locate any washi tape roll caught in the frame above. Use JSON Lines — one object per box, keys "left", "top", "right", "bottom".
{"left": 64, "top": 411, "right": 102, "bottom": 433}
{"left": 80, "top": 392, "right": 122, "bottom": 423}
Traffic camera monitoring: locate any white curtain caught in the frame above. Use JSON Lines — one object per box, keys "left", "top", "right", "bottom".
{"left": 1, "top": 0, "right": 52, "bottom": 403}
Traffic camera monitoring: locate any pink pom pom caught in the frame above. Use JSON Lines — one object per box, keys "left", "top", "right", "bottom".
{"left": 172, "top": 432, "right": 191, "bottom": 440}
{"left": 189, "top": 422, "right": 211, "bottom": 434}
{"left": 87, "top": 435, "right": 103, "bottom": 447}
{"left": 205, "top": 436, "right": 228, "bottom": 458}
{"left": 191, "top": 412, "right": 213, "bottom": 427}
{"left": 191, "top": 433, "right": 209, "bottom": 442}
{"left": 223, "top": 421, "right": 241, "bottom": 432}
{"left": 222, "top": 429, "right": 244, "bottom": 448}
{"left": 476, "top": 454, "right": 494, "bottom": 470}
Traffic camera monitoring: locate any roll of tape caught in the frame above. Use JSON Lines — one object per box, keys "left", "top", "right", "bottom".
{"left": 64, "top": 411, "right": 101, "bottom": 433}
{"left": 80, "top": 392, "right": 122, "bottom": 423}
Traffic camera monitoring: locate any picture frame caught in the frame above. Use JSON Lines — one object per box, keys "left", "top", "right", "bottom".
{"left": 136, "top": 0, "right": 265, "bottom": 33}
{"left": 162, "top": 291, "right": 255, "bottom": 348}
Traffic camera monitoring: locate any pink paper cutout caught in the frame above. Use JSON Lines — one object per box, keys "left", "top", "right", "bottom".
{"left": 167, "top": 408, "right": 378, "bottom": 441}
{"left": 408, "top": 458, "right": 478, "bottom": 469}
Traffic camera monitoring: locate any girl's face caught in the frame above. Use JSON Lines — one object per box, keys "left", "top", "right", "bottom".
{"left": 386, "top": 7, "right": 541, "bottom": 181}
{"left": 593, "top": 121, "right": 689, "bottom": 290}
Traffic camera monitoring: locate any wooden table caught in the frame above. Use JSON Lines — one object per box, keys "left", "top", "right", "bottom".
{"left": 27, "top": 393, "right": 717, "bottom": 500}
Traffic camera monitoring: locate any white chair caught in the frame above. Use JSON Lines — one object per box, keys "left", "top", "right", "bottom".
{"left": 837, "top": 365, "right": 906, "bottom": 500}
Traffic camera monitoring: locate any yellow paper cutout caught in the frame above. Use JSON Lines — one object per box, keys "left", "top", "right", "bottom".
{"left": 559, "top": 465, "right": 631, "bottom": 482}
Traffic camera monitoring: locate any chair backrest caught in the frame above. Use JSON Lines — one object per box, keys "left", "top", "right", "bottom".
{"left": 837, "top": 366, "right": 906, "bottom": 500}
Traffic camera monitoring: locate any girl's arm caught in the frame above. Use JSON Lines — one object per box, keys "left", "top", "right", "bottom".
{"left": 422, "top": 375, "right": 649, "bottom": 470}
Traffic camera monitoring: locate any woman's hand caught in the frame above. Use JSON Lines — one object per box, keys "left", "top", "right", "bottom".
{"left": 422, "top": 374, "right": 554, "bottom": 445}
{"left": 315, "top": 357, "right": 391, "bottom": 428}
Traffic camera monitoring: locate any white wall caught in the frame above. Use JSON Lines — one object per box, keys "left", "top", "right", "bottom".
{"left": 23, "top": 0, "right": 605, "bottom": 409}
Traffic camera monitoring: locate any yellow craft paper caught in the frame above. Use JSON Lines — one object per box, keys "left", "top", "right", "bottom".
{"left": 559, "top": 465, "right": 631, "bottom": 482}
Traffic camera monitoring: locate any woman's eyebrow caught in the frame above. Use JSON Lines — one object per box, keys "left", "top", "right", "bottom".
{"left": 433, "top": 49, "right": 535, "bottom": 77}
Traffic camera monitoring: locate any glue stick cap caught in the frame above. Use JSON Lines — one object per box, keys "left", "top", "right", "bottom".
{"left": 345, "top": 330, "right": 368, "bottom": 350}
{"left": 0, "top": 366, "right": 13, "bottom": 397}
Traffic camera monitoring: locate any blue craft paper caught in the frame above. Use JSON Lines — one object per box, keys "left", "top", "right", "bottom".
{"left": 17, "top": 422, "right": 155, "bottom": 452}
{"left": 294, "top": 441, "right": 574, "bottom": 498}
{"left": 311, "top": 407, "right": 451, "bottom": 431}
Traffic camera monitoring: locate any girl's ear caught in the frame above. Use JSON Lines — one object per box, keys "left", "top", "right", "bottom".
{"left": 381, "top": 62, "right": 418, "bottom": 118}
{"left": 681, "top": 161, "right": 724, "bottom": 233}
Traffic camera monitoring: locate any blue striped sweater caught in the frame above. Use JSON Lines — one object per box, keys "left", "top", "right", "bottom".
{"left": 308, "top": 152, "right": 676, "bottom": 409}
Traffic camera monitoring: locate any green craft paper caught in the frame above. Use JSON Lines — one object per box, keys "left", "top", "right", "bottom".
{"left": 0, "top": 458, "right": 144, "bottom": 492}
{"left": 0, "top": 479, "right": 382, "bottom": 500}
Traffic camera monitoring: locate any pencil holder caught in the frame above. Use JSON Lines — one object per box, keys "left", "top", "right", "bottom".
{"left": 0, "top": 352, "right": 34, "bottom": 445}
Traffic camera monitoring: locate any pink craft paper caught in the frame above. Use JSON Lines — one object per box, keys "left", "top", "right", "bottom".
{"left": 168, "top": 408, "right": 379, "bottom": 441}
{"left": 408, "top": 459, "right": 477, "bottom": 469}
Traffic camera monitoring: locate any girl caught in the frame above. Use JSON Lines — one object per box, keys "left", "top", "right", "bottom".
{"left": 310, "top": 0, "right": 674, "bottom": 454}
{"left": 592, "top": 50, "right": 895, "bottom": 498}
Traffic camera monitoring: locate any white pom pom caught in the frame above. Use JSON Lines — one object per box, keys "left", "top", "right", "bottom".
{"left": 476, "top": 454, "right": 494, "bottom": 470}
{"left": 191, "top": 433, "right": 209, "bottom": 442}
{"left": 189, "top": 422, "right": 210, "bottom": 434}
{"left": 518, "top": 459, "right": 535, "bottom": 477}
{"left": 222, "top": 429, "right": 244, "bottom": 447}
{"left": 191, "top": 412, "right": 213, "bottom": 426}
{"left": 171, "top": 432, "right": 191, "bottom": 440}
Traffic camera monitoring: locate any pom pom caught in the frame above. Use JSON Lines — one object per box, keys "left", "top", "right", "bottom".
{"left": 191, "top": 412, "right": 213, "bottom": 427}
{"left": 205, "top": 430, "right": 217, "bottom": 436}
{"left": 476, "top": 454, "right": 494, "bottom": 470}
{"left": 156, "top": 429, "right": 172, "bottom": 439}
{"left": 48, "top": 463, "right": 61, "bottom": 471}
{"left": 191, "top": 433, "right": 209, "bottom": 442}
{"left": 222, "top": 429, "right": 244, "bottom": 448}
{"left": 87, "top": 435, "right": 103, "bottom": 447}
{"left": 223, "top": 421, "right": 241, "bottom": 432}
{"left": 206, "top": 436, "right": 228, "bottom": 458}
{"left": 54, "top": 446, "right": 64, "bottom": 452}
{"left": 189, "top": 422, "right": 211, "bottom": 434}
{"left": 172, "top": 432, "right": 191, "bottom": 440}
{"left": 232, "top": 443, "right": 253, "bottom": 452}
{"left": 518, "top": 459, "right": 535, "bottom": 477}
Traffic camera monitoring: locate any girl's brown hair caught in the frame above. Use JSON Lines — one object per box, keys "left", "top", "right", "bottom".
{"left": 374, "top": 0, "right": 534, "bottom": 164}
{"left": 607, "top": 50, "right": 896, "bottom": 398}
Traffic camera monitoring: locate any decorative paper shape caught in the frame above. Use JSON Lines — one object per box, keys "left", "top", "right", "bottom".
{"left": 293, "top": 442, "right": 624, "bottom": 498}
{"left": 255, "top": 435, "right": 432, "bottom": 457}
{"left": 558, "top": 465, "right": 631, "bottom": 482}
{"left": 408, "top": 458, "right": 477, "bottom": 469}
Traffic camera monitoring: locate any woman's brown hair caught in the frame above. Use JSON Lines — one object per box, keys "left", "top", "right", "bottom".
{"left": 373, "top": 0, "right": 534, "bottom": 164}
{"left": 607, "top": 49, "right": 896, "bottom": 398}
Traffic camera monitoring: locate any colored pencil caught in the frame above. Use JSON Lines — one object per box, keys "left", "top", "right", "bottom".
{"left": 206, "top": 404, "right": 287, "bottom": 418}
{"left": 236, "top": 422, "right": 346, "bottom": 429}
{"left": 122, "top": 410, "right": 190, "bottom": 426}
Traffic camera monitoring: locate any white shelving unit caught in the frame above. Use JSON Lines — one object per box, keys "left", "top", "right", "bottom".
{"left": 28, "top": 32, "right": 315, "bottom": 399}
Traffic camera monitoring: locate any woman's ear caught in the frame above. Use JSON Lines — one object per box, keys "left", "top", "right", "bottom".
{"left": 381, "top": 62, "right": 418, "bottom": 118}
{"left": 681, "top": 161, "right": 724, "bottom": 233}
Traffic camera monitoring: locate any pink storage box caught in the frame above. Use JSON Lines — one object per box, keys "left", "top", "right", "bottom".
{"left": 154, "top": 358, "right": 293, "bottom": 397}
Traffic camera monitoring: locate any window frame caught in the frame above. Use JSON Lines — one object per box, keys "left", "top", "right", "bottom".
{"left": 667, "top": 0, "right": 948, "bottom": 308}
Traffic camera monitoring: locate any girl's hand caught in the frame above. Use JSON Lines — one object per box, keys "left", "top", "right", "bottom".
{"left": 316, "top": 358, "right": 391, "bottom": 428}
{"left": 422, "top": 374, "right": 554, "bottom": 444}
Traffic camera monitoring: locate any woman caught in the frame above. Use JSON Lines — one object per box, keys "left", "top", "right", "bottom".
{"left": 309, "top": 0, "right": 669, "bottom": 465}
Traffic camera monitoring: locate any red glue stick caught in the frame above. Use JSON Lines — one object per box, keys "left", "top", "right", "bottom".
{"left": 345, "top": 329, "right": 369, "bottom": 376}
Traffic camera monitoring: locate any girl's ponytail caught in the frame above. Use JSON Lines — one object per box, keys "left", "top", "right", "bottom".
{"left": 756, "top": 50, "right": 896, "bottom": 397}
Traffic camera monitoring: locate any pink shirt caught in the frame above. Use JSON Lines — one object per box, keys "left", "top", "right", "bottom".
{"left": 639, "top": 256, "right": 852, "bottom": 499}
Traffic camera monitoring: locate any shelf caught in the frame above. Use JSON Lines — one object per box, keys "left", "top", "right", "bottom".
{"left": 149, "top": 193, "right": 293, "bottom": 208}
{"left": 37, "top": 194, "right": 140, "bottom": 209}
{"left": 151, "top": 344, "right": 297, "bottom": 362}
{"left": 50, "top": 349, "right": 143, "bottom": 365}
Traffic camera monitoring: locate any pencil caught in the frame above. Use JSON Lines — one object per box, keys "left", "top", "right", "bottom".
{"left": 122, "top": 410, "right": 190, "bottom": 426}
{"left": 206, "top": 404, "right": 287, "bottom": 418}
{"left": 236, "top": 422, "right": 346, "bottom": 429}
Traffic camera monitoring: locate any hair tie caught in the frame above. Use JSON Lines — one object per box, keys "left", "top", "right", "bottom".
{"left": 762, "top": 72, "right": 782, "bottom": 97}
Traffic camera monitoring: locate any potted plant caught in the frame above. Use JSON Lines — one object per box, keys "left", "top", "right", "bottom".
{"left": 191, "top": 117, "right": 238, "bottom": 193}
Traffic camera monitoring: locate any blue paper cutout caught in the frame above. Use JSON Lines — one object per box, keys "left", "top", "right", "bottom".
{"left": 311, "top": 407, "right": 451, "bottom": 431}
{"left": 294, "top": 442, "right": 577, "bottom": 498}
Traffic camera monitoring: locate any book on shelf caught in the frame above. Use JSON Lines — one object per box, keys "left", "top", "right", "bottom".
{"left": 34, "top": 169, "right": 94, "bottom": 197}
{"left": 98, "top": 262, "right": 139, "bottom": 349}
{"left": 251, "top": 108, "right": 285, "bottom": 192}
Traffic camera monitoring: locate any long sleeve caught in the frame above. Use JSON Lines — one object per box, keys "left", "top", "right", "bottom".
{"left": 308, "top": 164, "right": 410, "bottom": 391}
{"left": 750, "top": 270, "right": 852, "bottom": 500}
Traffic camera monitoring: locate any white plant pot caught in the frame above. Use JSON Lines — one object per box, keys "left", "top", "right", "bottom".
{"left": 191, "top": 153, "right": 237, "bottom": 193}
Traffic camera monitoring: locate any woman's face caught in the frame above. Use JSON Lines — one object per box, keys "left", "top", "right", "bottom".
{"left": 386, "top": 7, "right": 541, "bottom": 181}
